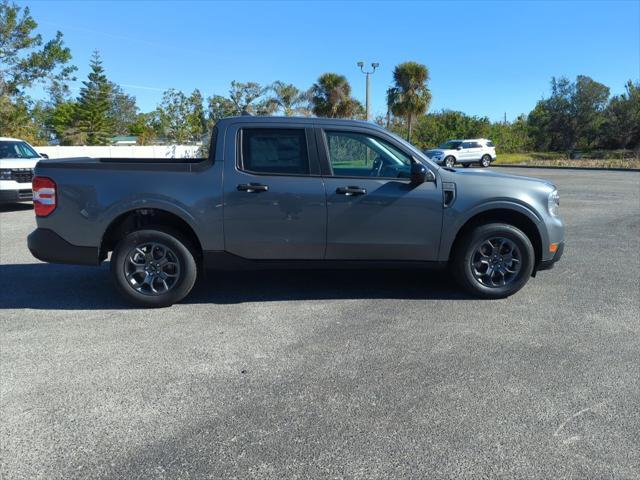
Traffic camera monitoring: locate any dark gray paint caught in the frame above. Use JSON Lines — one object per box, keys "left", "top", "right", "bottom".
{"left": 31, "top": 116, "right": 564, "bottom": 266}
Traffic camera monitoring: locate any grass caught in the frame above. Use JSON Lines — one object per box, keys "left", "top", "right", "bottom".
{"left": 494, "top": 152, "right": 640, "bottom": 169}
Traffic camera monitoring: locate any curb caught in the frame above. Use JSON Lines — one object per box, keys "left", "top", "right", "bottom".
{"left": 492, "top": 164, "right": 640, "bottom": 172}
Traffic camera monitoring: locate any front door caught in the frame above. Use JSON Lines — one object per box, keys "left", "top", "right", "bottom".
{"left": 319, "top": 128, "right": 443, "bottom": 261}
{"left": 223, "top": 126, "right": 326, "bottom": 259}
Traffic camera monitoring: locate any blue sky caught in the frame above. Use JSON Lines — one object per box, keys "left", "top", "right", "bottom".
{"left": 23, "top": 0, "right": 640, "bottom": 121}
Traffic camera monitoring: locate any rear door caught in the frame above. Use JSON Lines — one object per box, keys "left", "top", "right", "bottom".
{"left": 318, "top": 127, "right": 443, "bottom": 261}
{"left": 223, "top": 124, "right": 327, "bottom": 259}
{"left": 464, "top": 141, "right": 483, "bottom": 161}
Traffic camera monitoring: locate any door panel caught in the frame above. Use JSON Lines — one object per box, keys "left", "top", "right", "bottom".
{"left": 319, "top": 128, "right": 443, "bottom": 261}
{"left": 223, "top": 126, "right": 327, "bottom": 260}
{"left": 324, "top": 178, "right": 443, "bottom": 260}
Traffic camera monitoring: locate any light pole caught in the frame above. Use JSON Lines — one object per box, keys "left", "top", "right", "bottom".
{"left": 357, "top": 61, "right": 379, "bottom": 121}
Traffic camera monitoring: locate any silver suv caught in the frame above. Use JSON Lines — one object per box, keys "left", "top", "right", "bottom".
{"left": 425, "top": 139, "right": 496, "bottom": 168}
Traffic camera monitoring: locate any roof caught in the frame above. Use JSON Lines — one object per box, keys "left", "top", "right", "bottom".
{"left": 217, "top": 116, "right": 380, "bottom": 129}
{"left": 0, "top": 137, "right": 25, "bottom": 142}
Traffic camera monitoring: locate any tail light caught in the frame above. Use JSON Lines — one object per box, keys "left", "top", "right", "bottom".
{"left": 32, "top": 176, "right": 57, "bottom": 217}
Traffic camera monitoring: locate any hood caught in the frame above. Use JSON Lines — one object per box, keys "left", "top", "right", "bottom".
{"left": 443, "top": 167, "right": 556, "bottom": 190}
{"left": 0, "top": 158, "right": 40, "bottom": 169}
{"left": 425, "top": 149, "right": 445, "bottom": 156}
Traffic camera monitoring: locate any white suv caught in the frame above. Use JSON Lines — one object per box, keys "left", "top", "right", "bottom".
{"left": 424, "top": 139, "right": 496, "bottom": 168}
{"left": 0, "top": 137, "right": 48, "bottom": 204}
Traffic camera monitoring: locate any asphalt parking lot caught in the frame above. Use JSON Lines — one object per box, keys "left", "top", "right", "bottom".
{"left": 1, "top": 167, "right": 639, "bottom": 479}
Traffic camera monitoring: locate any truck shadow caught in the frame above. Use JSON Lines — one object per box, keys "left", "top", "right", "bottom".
{"left": 0, "top": 262, "right": 473, "bottom": 310}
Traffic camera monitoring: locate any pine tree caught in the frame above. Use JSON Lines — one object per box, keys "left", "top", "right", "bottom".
{"left": 75, "top": 50, "right": 113, "bottom": 145}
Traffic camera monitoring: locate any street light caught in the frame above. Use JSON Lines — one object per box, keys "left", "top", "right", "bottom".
{"left": 357, "top": 61, "right": 379, "bottom": 121}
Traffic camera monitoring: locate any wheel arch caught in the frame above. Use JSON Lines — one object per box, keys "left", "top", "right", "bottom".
{"left": 100, "top": 208, "right": 203, "bottom": 263}
{"left": 445, "top": 207, "right": 544, "bottom": 268}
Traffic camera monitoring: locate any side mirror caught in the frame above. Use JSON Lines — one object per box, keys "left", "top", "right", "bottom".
{"left": 410, "top": 163, "right": 434, "bottom": 184}
{"left": 456, "top": 146, "right": 463, "bottom": 151}
{"left": 39, "top": 153, "right": 49, "bottom": 159}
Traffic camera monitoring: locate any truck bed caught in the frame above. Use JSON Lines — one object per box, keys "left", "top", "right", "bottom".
{"left": 38, "top": 157, "right": 211, "bottom": 172}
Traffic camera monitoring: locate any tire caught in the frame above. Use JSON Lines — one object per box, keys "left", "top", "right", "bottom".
{"left": 111, "top": 228, "right": 198, "bottom": 307}
{"left": 452, "top": 223, "right": 534, "bottom": 299}
{"left": 444, "top": 156, "right": 456, "bottom": 168}
{"left": 480, "top": 155, "right": 492, "bottom": 167}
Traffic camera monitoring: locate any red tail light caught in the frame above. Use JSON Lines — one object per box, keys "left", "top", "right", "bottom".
{"left": 32, "top": 176, "right": 57, "bottom": 217}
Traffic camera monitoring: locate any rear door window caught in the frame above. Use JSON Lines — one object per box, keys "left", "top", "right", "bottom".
{"left": 240, "top": 128, "right": 309, "bottom": 175}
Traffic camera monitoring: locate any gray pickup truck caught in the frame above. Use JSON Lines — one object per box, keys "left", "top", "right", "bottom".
{"left": 28, "top": 116, "right": 564, "bottom": 307}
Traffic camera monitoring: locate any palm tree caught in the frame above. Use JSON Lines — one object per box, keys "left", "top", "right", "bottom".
{"left": 310, "top": 73, "right": 363, "bottom": 119}
{"left": 387, "top": 62, "right": 432, "bottom": 141}
{"left": 268, "top": 81, "right": 309, "bottom": 116}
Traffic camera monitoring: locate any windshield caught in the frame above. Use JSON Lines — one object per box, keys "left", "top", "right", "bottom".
{"left": 0, "top": 141, "right": 40, "bottom": 159}
{"left": 438, "top": 141, "right": 462, "bottom": 150}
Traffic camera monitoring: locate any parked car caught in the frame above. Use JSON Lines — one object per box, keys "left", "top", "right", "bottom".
{"left": 0, "top": 137, "right": 48, "bottom": 204}
{"left": 425, "top": 139, "right": 496, "bottom": 168}
{"left": 28, "top": 117, "right": 564, "bottom": 307}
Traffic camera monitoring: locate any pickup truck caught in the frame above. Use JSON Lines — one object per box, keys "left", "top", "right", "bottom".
{"left": 28, "top": 116, "right": 564, "bottom": 307}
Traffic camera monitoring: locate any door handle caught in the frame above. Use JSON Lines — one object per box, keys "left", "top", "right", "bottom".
{"left": 237, "top": 183, "right": 269, "bottom": 193}
{"left": 336, "top": 186, "right": 367, "bottom": 196}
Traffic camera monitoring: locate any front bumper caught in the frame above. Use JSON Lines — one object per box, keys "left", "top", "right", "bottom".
{"left": 0, "top": 189, "right": 32, "bottom": 203}
{"left": 537, "top": 241, "right": 564, "bottom": 272}
{"left": 28, "top": 228, "right": 99, "bottom": 266}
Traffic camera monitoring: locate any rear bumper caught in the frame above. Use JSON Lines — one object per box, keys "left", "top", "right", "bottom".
{"left": 537, "top": 241, "right": 564, "bottom": 272}
{"left": 0, "top": 189, "right": 32, "bottom": 203}
{"left": 28, "top": 228, "right": 99, "bottom": 266}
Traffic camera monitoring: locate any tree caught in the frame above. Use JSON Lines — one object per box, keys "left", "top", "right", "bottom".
{"left": 46, "top": 100, "right": 78, "bottom": 144}
{"left": 528, "top": 76, "right": 610, "bottom": 151}
{"left": 108, "top": 82, "right": 138, "bottom": 136}
{"left": 309, "top": 73, "right": 362, "bottom": 119}
{"left": 74, "top": 51, "right": 113, "bottom": 145}
{"left": 387, "top": 61, "right": 431, "bottom": 142}
{"left": 0, "top": 0, "right": 76, "bottom": 139}
{"left": 154, "top": 88, "right": 205, "bottom": 143}
{"left": 602, "top": 81, "right": 640, "bottom": 150}
{"left": 572, "top": 75, "right": 609, "bottom": 149}
{"left": 267, "top": 81, "right": 309, "bottom": 116}
{"left": 207, "top": 94, "right": 236, "bottom": 123}
{"left": 228, "top": 81, "right": 264, "bottom": 115}
{"left": 128, "top": 112, "right": 156, "bottom": 145}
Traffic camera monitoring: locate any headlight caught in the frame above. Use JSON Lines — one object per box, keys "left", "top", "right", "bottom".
{"left": 548, "top": 189, "right": 560, "bottom": 216}
{"left": 0, "top": 169, "right": 12, "bottom": 180}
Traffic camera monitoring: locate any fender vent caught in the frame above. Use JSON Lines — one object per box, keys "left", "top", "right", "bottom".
{"left": 443, "top": 182, "right": 456, "bottom": 208}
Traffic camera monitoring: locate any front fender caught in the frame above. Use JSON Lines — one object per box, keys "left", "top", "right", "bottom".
{"left": 438, "top": 199, "right": 547, "bottom": 262}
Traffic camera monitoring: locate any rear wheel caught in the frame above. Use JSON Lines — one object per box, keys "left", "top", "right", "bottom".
{"left": 444, "top": 156, "right": 456, "bottom": 168}
{"left": 111, "top": 228, "right": 197, "bottom": 307}
{"left": 453, "top": 223, "right": 534, "bottom": 298}
{"left": 480, "top": 155, "right": 492, "bottom": 167}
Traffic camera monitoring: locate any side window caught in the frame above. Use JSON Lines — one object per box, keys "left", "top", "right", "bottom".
{"left": 461, "top": 142, "right": 473, "bottom": 149}
{"left": 471, "top": 142, "right": 482, "bottom": 148}
{"left": 325, "top": 131, "right": 412, "bottom": 178}
{"left": 486, "top": 141, "right": 495, "bottom": 147}
{"left": 240, "top": 128, "right": 309, "bottom": 175}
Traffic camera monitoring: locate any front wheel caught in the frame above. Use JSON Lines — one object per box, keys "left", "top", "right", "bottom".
{"left": 111, "top": 228, "right": 198, "bottom": 307}
{"left": 444, "top": 156, "right": 456, "bottom": 168}
{"left": 480, "top": 155, "right": 492, "bottom": 167}
{"left": 452, "top": 223, "right": 534, "bottom": 298}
